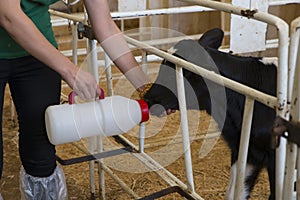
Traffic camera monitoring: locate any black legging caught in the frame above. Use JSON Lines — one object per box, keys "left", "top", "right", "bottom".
{"left": 0, "top": 56, "right": 61, "bottom": 177}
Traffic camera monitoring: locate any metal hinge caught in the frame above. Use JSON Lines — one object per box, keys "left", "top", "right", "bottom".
{"left": 77, "top": 22, "right": 96, "bottom": 40}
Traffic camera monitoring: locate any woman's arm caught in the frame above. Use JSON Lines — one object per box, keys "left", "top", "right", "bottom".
{"left": 83, "top": 0, "right": 150, "bottom": 91}
{"left": 0, "top": 0, "right": 100, "bottom": 99}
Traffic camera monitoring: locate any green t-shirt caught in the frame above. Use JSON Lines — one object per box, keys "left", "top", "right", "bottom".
{"left": 0, "top": 0, "right": 59, "bottom": 59}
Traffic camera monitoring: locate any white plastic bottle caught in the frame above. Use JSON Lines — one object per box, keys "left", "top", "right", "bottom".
{"left": 45, "top": 95, "right": 149, "bottom": 145}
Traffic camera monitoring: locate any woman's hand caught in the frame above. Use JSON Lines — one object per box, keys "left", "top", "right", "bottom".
{"left": 63, "top": 67, "right": 101, "bottom": 100}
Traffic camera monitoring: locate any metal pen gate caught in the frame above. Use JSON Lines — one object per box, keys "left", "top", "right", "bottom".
{"left": 49, "top": 0, "right": 300, "bottom": 199}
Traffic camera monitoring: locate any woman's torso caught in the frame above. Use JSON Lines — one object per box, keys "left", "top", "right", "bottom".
{"left": 0, "top": 0, "right": 59, "bottom": 59}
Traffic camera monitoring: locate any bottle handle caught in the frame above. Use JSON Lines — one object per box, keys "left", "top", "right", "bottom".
{"left": 68, "top": 88, "right": 105, "bottom": 104}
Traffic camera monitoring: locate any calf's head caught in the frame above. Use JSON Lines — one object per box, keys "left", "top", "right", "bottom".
{"left": 143, "top": 28, "right": 226, "bottom": 119}
{"left": 144, "top": 57, "right": 207, "bottom": 116}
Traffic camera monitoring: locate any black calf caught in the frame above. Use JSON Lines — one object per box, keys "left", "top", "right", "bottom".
{"left": 144, "top": 28, "right": 276, "bottom": 200}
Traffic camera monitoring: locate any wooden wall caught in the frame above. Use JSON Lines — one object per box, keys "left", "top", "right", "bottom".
{"left": 268, "top": 4, "right": 300, "bottom": 39}
{"left": 63, "top": 0, "right": 299, "bottom": 54}
{"left": 108, "top": 0, "right": 299, "bottom": 48}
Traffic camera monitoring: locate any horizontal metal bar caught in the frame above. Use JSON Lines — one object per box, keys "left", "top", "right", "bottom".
{"left": 56, "top": 147, "right": 132, "bottom": 165}
{"left": 139, "top": 186, "right": 196, "bottom": 200}
{"left": 124, "top": 35, "right": 278, "bottom": 109}
{"left": 99, "top": 162, "right": 140, "bottom": 199}
{"left": 110, "top": 5, "right": 214, "bottom": 20}
{"left": 50, "top": 6, "right": 215, "bottom": 26}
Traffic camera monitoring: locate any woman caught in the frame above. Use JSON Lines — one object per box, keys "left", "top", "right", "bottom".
{"left": 0, "top": 0, "right": 152, "bottom": 198}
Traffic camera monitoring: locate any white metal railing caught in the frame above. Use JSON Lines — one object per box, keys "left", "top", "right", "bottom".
{"left": 126, "top": 34, "right": 276, "bottom": 200}
{"left": 284, "top": 16, "right": 300, "bottom": 200}
{"left": 49, "top": 1, "right": 294, "bottom": 199}
{"left": 49, "top": 9, "right": 204, "bottom": 200}
{"left": 178, "top": 1, "right": 289, "bottom": 200}
{"left": 50, "top": 5, "right": 214, "bottom": 27}
{"left": 50, "top": 5, "right": 281, "bottom": 55}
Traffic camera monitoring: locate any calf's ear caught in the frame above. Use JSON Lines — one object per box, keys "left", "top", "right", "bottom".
{"left": 198, "top": 28, "right": 224, "bottom": 49}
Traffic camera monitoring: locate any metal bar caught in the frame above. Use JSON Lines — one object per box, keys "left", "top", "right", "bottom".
{"left": 111, "top": 6, "right": 213, "bottom": 20}
{"left": 289, "top": 16, "right": 300, "bottom": 200}
{"left": 50, "top": 6, "right": 215, "bottom": 25}
{"left": 141, "top": 51, "right": 148, "bottom": 73}
{"left": 283, "top": 16, "right": 300, "bottom": 200}
{"left": 234, "top": 97, "right": 254, "bottom": 199}
{"left": 169, "top": 2, "right": 290, "bottom": 199}
{"left": 104, "top": 54, "right": 113, "bottom": 96}
{"left": 97, "top": 136, "right": 106, "bottom": 200}
{"left": 138, "top": 186, "right": 196, "bottom": 200}
{"left": 174, "top": 0, "right": 288, "bottom": 107}
{"left": 86, "top": 39, "right": 98, "bottom": 81}
{"left": 56, "top": 147, "right": 132, "bottom": 165}
{"left": 49, "top": 5, "right": 289, "bottom": 199}
{"left": 289, "top": 17, "right": 300, "bottom": 118}
{"left": 139, "top": 51, "right": 147, "bottom": 153}
{"left": 178, "top": 1, "right": 289, "bottom": 198}
{"left": 139, "top": 122, "right": 146, "bottom": 153}
{"left": 297, "top": 149, "right": 300, "bottom": 200}
{"left": 176, "top": 65, "right": 195, "bottom": 192}
{"left": 100, "top": 163, "right": 140, "bottom": 199}
{"left": 54, "top": 37, "right": 279, "bottom": 58}
{"left": 88, "top": 138, "right": 96, "bottom": 198}
{"left": 71, "top": 22, "right": 78, "bottom": 65}
{"left": 50, "top": 8, "right": 279, "bottom": 199}
{"left": 283, "top": 143, "right": 297, "bottom": 200}
{"left": 125, "top": 35, "right": 278, "bottom": 109}
{"left": 82, "top": 7, "right": 98, "bottom": 198}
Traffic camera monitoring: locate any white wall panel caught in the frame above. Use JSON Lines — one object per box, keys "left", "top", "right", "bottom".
{"left": 230, "top": 0, "right": 268, "bottom": 53}
{"left": 118, "top": 0, "right": 146, "bottom": 12}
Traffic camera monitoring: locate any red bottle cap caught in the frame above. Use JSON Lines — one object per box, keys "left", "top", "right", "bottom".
{"left": 137, "top": 99, "right": 149, "bottom": 122}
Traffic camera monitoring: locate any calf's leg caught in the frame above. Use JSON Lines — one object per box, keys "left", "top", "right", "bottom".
{"left": 225, "top": 162, "right": 258, "bottom": 200}
{"left": 267, "top": 154, "right": 275, "bottom": 200}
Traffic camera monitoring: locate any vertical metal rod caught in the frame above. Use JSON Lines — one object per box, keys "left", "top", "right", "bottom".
{"left": 100, "top": 51, "right": 113, "bottom": 200}
{"left": 289, "top": 17, "right": 300, "bottom": 200}
{"left": 104, "top": 53, "right": 113, "bottom": 96}
{"left": 71, "top": 22, "right": 78, "bottom": 65}
{"left": 176, "top": 2, "right": 289, "bottom": 199}
{"left": 88, "top": 138, "right": 96, "bottom": 197}
{"left": 283, "top": 16, "right": 300, "bottom": 200}
{"left": 83, "top": 5, "right": 98, "bottom": 197}
{"left": 234, "top": 97, "right": 254, "bottom": 199}
{"left": 295, "top": 31, "right": 300, "bottom": 200}
{"left": 139, "top": 123, "right": 146, "bottom": 153}
{"left": 139, "top": 51, "right": 148, "bottom": 153}
{"left": 121, "top": 19, "right": 125, "bottom": 32}
{"left": 275, "top": 20, "right": 289, "bottom": 200}
{"left": 297, "top": 150, "right": 300, "bottom": 200}
{"left": 85, "top": 38, "right": 98, "bottom": 198}
{"left": 283, "top": 143, "right": 297, "bottom": 200}
{"left": 141, "top": 51, "right": 148, "bottom": 73}
{"left": 175, "top": 65, "right": 195, "bottom": 192}
{"left": 97, "top": 136, "right": 106, "bottom": 200}
{"left": 87, "top": 40, "right": 99, "bottom": 81}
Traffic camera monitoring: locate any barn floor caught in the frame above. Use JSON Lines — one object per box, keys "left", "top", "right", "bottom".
{"left": 0, "top": 24, "right": 271, "bottom": 199}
